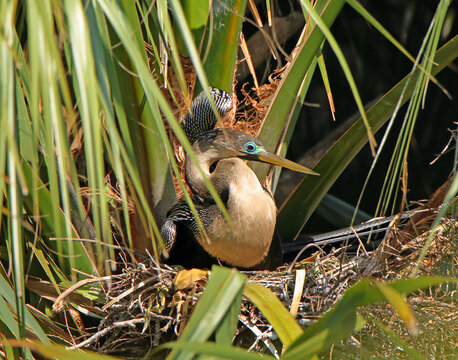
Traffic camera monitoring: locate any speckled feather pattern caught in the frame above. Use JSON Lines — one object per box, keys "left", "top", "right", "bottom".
{"left": 161, "top": 88, "right": 278, "bottom": 268}
{"left": 181, "top": 88, "right": 233, "bottom": 144}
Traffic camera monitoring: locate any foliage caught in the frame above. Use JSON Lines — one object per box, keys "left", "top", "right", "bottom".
{"left": 0, "top": 0, "right": 456, "bottom": 359}
{"left": 150, "top": 269, "right": 456, "bottom": 359}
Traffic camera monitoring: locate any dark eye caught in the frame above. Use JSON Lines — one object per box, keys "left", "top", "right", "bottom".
{"left": 244, "top": 142, "right": 257, "bottom": 153}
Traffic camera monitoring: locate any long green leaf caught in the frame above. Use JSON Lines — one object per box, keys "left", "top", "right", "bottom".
{"left": 286, "top": 277, "right": 456, "bottom": 353}
{"left": 282, "top": 314, "right": 366, "bottom": 360}
{"left": 243, "top": 282, "right": 302, "bottom": 347}
{"left": 2, "top": 0, "right": 25, "bottom": 345}
{"left": 15, "top": 341, "right": 119, "bottom": 360}
{"left": 253, "top": 0, "right": 345, "bottom": 182}
{"left": 156, "top": 341, "right": 276, "bottom": 360}
{"left": 201, "top": 0, "right": 247, "bottom": 92}
{"left": 277, "top": 35, "right": 458, "bottom": 242}
{"left": 300, "top": 0, "right": 376, "bottom": 153}
{"left": 0, "top": 270, "right": 49, "bottom": 343}
{"left": 166, "top": 266, "right": 246, "bottom": 360}
{"left": 174, "top": 0, "right": 210, "bottom": 55}
{"left": 215, "top": 283, "right": 243, "bottom": 345}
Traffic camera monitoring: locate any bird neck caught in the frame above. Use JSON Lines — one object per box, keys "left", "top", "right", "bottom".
{"left": 185, "top": 153, "right": 247, "bottom": 203}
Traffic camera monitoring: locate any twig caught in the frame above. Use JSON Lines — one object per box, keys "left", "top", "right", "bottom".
{"left": 239, "top": 315, "right": 279, "bottom": 359}
{"left": 67, "top": 318, "right": 145, "bottom": 350}
{"left": 53, "top": 275, "right": 115, "bottom": 313}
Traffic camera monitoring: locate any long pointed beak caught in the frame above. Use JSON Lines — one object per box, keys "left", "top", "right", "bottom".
{"left": 257, "top": 152, "right": 319, "bottom": 175}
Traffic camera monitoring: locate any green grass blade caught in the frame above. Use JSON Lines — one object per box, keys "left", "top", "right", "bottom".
{"left": 282, "top": 314, "right": 366, "bottom": 360}
{"left": 169, "top": 0, "right": 247, "bottom": 94}
{"left": 16, "top": 341, "right": 120, "bottom": 360}
{"left": 214, "top": 284, "right": 243, "bottom": 345}
{"left": 2, "top": 1, "right": 27, "bottom": 345}
{"left": 175, "top": 0, "right": 210, "bottom": 55}
{"left": 167, "top": 266, "right": 246, "bottom": 360}
{"left": 386, "top": 276, "right": 457, "bottom": 295}
{"left": 317, "top": 49, "right": 335, "bottom": 120}
{"left": 346, "top": 0, "right": 416, "bottom": 63}
{"left": 277, "top": 35, "right": 458, "bottom": 242}
{"left": 299, "top": 0, "right": 376, "bottom": 154}
{"left": 156, "top": 341, "right": 276, "bottom": 360}
{"left": 243, "top": 282, "right": 302, "bottom": 347}
{"left": 253, "top": 0, "right": 345, "bottom": 182}
{"left": 271, "top": 56, "right": 319, "bottom": 193}
{"left": 64, "top": 0, "right": 111, "bottom": 261}
{"left": 286, "top": 277, "right": 456, "bottom": 354}
{"left": 156, "top": 0, "right": 188, "bottom": 94}
{"left": 0, "top": 269, "right": 49, "bottom": 343}
{"left": 0, "top": 293, "right": 19, "bottom": 339}
{"left": 201, "top": 0, "right": 247, "bottom": 92}
{"left": 372, "top": 319, "right": 425, "bottom": 360}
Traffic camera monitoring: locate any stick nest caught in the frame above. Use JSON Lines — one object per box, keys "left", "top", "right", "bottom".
{"left": 53, "top": 201, "right": 456, "bottom": 358}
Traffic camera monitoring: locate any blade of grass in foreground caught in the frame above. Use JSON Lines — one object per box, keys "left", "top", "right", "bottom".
{"left": 158, "top": 341, "right": 275, "bottom": 360}
{"left": 284, "top": 277, "right": 455, "bottom": 356}
{"left": 164, "top": 267, "right": 246, "bottom": 360}
{"left": 0, "top": 270, "right": 49, "bottom": 343}
{"left": 243, "top": 282, "right": 302, "bottom": 347}
{"left": 9, "top": 341, "right": 119, "bottom": 360}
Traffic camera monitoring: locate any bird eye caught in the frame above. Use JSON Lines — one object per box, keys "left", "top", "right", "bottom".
{"left": 244, "top": 142, "right": 257, "bottom": 153}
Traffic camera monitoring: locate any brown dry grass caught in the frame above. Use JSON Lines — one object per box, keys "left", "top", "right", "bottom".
{"left": 49, "top": 196, "right": 456, "bottom": 358}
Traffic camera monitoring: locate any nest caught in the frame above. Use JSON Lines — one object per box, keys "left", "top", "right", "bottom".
{"left": 50, "top": 57, "right": 456, "bottom": 358}
{"left": 51, "top": 199, "right": 457, "bottom": 358}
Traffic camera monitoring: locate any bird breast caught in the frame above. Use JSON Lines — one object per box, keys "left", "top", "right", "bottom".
{"left": 200, "top": 159, "right": 277, "bottom": 267}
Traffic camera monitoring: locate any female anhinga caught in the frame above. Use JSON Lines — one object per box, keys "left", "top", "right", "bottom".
{"left": 161, "top": 89, "right": 318, "bottom": 269}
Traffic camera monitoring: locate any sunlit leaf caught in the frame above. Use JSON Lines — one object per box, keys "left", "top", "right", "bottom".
{"left": 376, "top": 283, "right": 417, "bottom": 334}
{"left": 286, "top": 277, "right": 456, "bottom": 353}
{"left": 156, "top": 341, "right": 275, "bottom": 360}
{"left": 243, "top": 282, "right": 302, "bottom": 347}
{"left": 167, "top": 266, "right": 246, "bottom": 360}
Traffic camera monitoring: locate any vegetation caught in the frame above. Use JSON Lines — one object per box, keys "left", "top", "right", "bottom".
{"left": 0, "top": 0, "right": 456, "bottom": 359}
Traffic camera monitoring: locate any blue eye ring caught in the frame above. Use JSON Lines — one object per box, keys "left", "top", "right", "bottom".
{"left": 244, "top": 142, "right": 257, "bottom": 153}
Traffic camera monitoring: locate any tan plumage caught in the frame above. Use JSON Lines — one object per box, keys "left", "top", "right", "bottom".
{"left": 191, "top": 158, "right": 276, "bottom": 267}
{"left": 162, "top": 128, "right": 318, "bottom": 269}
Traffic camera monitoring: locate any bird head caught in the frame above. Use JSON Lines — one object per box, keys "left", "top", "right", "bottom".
{"left": 195, "top": 129, "right": 319, "bottom": 175}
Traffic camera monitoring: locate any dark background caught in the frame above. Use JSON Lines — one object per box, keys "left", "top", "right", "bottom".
{"left": 238, "top": 0, "right": 457, "bottom": 232}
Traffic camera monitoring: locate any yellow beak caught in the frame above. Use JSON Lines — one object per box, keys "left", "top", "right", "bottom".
{"left": 257, "top": 153, "right": 319, "bottom": 175}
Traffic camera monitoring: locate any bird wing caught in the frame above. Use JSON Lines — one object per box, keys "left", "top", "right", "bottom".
{"left": 181, "top": 88, "right": 233, "bottom": 144}
{"left": 160, "top": 201, "right": 193, "bottom": 252}
{"left": 160, "top": 200, "right": 222, "bottom": 252}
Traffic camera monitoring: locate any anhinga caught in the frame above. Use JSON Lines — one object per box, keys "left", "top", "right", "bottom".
{"left": 161, "top": 88, "right": 318, "bottom": 269}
